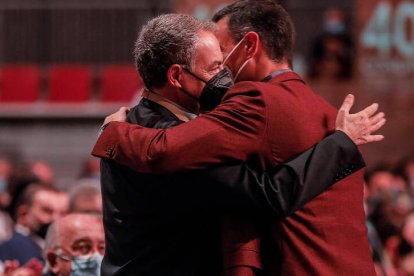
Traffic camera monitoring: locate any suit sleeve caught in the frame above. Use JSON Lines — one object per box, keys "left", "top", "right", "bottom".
{"left": 197, "top": 130, "right": 365, "bottom": 217}
{"left": 91, "top": 86, "right": 268, "bottom": 174}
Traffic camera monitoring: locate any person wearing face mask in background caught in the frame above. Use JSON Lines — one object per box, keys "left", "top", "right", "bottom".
{"left": 42, "top": 213, "right": 104, "bottom": 276}
{"left": 0, "top": 184, "right": 68, "bottom": 269}
{"left": 308, "top": 6, "right": 354, "bottom": 81}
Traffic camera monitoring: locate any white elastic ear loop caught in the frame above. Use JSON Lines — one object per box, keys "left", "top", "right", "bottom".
{"left": 223, "top": 37, "right": 245, "bottom": 65}
{"left": 234, "top": 58, "right": 250, "bottom": 82}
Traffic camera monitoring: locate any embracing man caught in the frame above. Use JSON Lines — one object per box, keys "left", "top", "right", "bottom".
{"left": 93, "top": 1, "right": 385, "bottom": 275}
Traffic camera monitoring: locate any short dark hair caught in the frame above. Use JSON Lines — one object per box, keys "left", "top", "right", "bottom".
{"left": 134, "top": 14, "right": 216, "bottom": 90}
{"left": 212, "top": 0, "right": 295, "bottom": 62}
{"left": 13, "top": 184, "right": 59, "bottom": 219}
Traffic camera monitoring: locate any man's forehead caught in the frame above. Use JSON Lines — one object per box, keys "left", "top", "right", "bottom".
{"left": 197, "top": 30, "right": 220, "bottom": 47}
{"left": 193, "top": 30, "right": 223, "bottom": 63}
{"left": 70, "top": 228, "right": 103, "bottom": 242}
{"left": 33, "top": 189, "right": 58, "bottom": 203}
{"left": 60, "top": 219, "right": 103, "bottom": 244}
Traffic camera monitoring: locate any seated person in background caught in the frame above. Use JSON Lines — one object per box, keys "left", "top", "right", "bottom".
{"left": 68, "top": 180, "right": 102, "bottom": 215}
{"left": 42, "top": 213, "right": 104, "bottom": 276}
{"left": 0, "top": 184, "right": 68, "bottom": 268}
{"left": 30, "top": 161, "right": 55, "bottom": 187}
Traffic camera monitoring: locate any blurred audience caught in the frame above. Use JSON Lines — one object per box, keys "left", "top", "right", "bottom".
{"left": 363, "top": 158, "right": 414, "bottom": 275}
{"left": 0, "top": 211, "right": 13, "bottom": 244}
{"left": 0, "top": 158, "right": 13, "bottom": 210}
{"left": 308, "top": 7, "right": 354, "bottom": 81}
{"left": 30, "top": 161, "right": 54, "bottom": 187}
{"left": 0, "top": 184, "right": 68, "bottom": 267}
{"left": 396, "top": 156, "right": 414, "bottom": 196}
{"left": 68, "top": 180, "right": 102, "bottom": 215}
{"left": 399, "top": 212, "right": 414, "bottom": 275}
{"left": 0, "top": 156, "right": 105, "bottom": 275}
{"left": 78, "top": 158, "right": 100, "bottom": 182}
{"left": 1, "top": 151, "right": 414, "bottom": 275}
{"left": 43, "top": 213, "right": 104, "bottom": 276}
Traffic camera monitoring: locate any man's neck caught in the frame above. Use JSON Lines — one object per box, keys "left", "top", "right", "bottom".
{"left": 15, "top": 223, "right": 30, "bottom": 236}
{"left": 153, "top": 87, "right": 200, "bottom": 115}
{"left": 142, "top": 90, "right": 196, "bottom": 122}
{"left": 15, "top": 223, "right": 45, "bottom": 247}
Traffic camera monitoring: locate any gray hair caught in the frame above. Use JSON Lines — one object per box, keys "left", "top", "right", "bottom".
{"left": 134, "top": 13, "right": 216, "bottom": 90}
{"left": 68, "top": 179, "right": 101, "bottom": 212}
{"left": 43, "top": 220, "right": 60, "bottom": 257}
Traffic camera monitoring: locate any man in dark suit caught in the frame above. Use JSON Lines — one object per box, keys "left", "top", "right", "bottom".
{"left": 93, "top": 7, "right": 385, "bottom": 276}
{"left": 94, "top": 14, "right": 374, "bottom": 276}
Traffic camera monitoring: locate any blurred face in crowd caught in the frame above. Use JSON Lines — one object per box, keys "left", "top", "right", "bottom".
{"left": 31, "top": 161, "right": 54, "bottom": 186}
{"left": 81, "top": 158, "right": 101, "bottom": 179}
{"left": 406, "top": 161, "right": 414, "bottom": 184}
{"left": 72, "top": 193, "right": 102, "bottom": 215}
{"left": 0, "top": 158, "right": 12, "bottom": 177}
{"left": 46, "top": 214, "right": 105, "bottom": 276}
{"left": 323, "top": 7, "right": 347, "bottom": 35}
{"left": 400, "top": 254, "right": 414, "bottom": 276}
{"left": 20, "top": 189, "right": 68, "bottom": 238}
{"left": 368, "top": 171, "right": 404, "bottom": 196}
{"left": 403, "top": 214, "right": 414, "bottom": 246}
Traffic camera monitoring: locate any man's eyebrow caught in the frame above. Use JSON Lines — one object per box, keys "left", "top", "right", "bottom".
{"left": 72, "top": 238, "right": 92, "bottom": 245}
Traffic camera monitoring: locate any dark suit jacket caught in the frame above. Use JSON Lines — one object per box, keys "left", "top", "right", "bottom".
{"left": 92, "top": 72, "right": 375, "bottom": 275}
{"left": 100, "top": 99, "right": 222, "bottom": 276}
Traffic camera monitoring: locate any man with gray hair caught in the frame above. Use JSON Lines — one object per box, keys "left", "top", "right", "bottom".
{"left": 68, "top": 180, "right": 102, "bottom": 215}
{"left": 98, "top": 14, "right": 233, "bottom": 275}
{"left": 43, "top": 213, "right": 104, "bottom": 276}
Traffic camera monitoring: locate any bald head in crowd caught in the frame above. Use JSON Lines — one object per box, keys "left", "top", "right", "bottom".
{"left": 43, "top": 213, "right": 104, "bottom": 276}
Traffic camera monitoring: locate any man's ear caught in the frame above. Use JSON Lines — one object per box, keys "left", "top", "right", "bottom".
{"left": 244, "top": 32, "right": 260, "bottom": 59}
{"left": 46, "top": 251, "right": 60, "bottom": 274}
{"left": 167, "top": 64, "right": 183, "bottom": 88}
{"left": 17, "top": 204, "right": 29, "bottom": 223}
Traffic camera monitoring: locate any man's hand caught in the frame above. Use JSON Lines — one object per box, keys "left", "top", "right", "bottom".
{"left": 336, "top": 94, "right": 386, "bottom": 145}
{"left": 103, "top": 107, "right": 130, "bottom": 126}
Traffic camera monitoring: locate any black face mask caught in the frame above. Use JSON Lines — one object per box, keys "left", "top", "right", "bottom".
{"left": 36, "top": 222, "right": 51, "bottom": 239}
{"left": 182, "top": 66, "right": 234, "bottom": 112}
